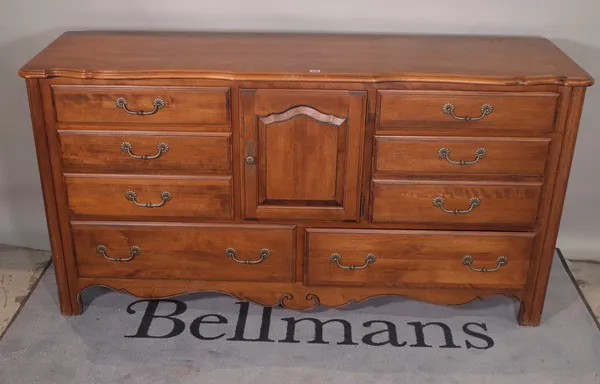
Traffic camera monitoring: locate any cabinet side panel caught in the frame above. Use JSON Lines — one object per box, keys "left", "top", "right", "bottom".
{"left": 39, "top": 80, "right": 83, "bottom": 314}
{"left": 25, "top": 78, "right": 73, "bottom": 314}
{"left": 521, "top": 87, "right": 587, "bottom": 326}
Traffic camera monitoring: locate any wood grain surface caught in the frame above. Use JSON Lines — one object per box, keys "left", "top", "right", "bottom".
{"left": 52, "top": 85, "right": 230, "bottom": 125}
{"left": 65, "top": 175, "right": 233, "bottom": 220}
{"left": 371, "top": 180, "right": 542, "bottom": 228}
{"left": 72, "top": 222, "right": 295, "bottom": 282}
{"left": 305, "top": 228, "right": 533, "bottom": 288}
{"left": 59, "top": 131, "right": 231, "bottom": 174}
{"left": 374, "top": 136, "right": 551, "bottom": 176}
{"left": 378, "top": 90, "right": 558, "bottom": 131}
{"left": 241, "top": 89, "right": 365, "bottom": 221}
{"left": 19, "top": 32, "right": 593, "bottom": 85}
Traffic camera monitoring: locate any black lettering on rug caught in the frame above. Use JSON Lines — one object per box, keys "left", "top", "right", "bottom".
{"left": 280, "top": 317, "right": 359, "bottom": 345}
{"left": 125, "top": 299, "right": 187, "bottom": 339}
{"left": 124, "top": 299, "right": 495, "bottom": 349}
{"left": 227, "top": 301, "right": 275, "bottom": 343}
{"left": 408, "top": 321, "right": 462, "bottom": 348}
{"left": 190, "top": 314, "right": 228, "bottom": 340}
{"left": 463, "top": 322, "right": 494, "bottom": 350}
{"left": 362, "top": 320, "right": 407, "bottom": 347}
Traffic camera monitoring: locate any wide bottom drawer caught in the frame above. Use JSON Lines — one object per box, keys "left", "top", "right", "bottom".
{"left": 72, "top": 222, "right": 295, "bottom": 282}
{"left": 305, "top": 229, "right": 534, "bottom": 288}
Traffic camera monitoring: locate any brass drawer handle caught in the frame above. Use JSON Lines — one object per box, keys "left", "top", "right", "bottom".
{"left": 125, "top": 190, "right": 172, "bottom": 208}
{"left": 121, "top": 142, "right": 169, "bottom": 160}
{"left": 329, "top": 253, "right": 376, "bottom": 270}
{"left": 433, "top": 196, "right": 480, "bottom": 214}
{"left": 96, "top": 244, "right": 141, "bottom": 262}
{"left": 225, "top": 248, "right": 270, "bottom": 264}
{"left": 442, "top": 102, "right": 494, "bottom": 121}
{"left": 462, "top": 255, "right": 508, "bottom": 272}
{"left": 438, "top": 147, "right": 487, "bottom": 165}
{"left": 115, "top": 97, "right": 165, "bottom": 116}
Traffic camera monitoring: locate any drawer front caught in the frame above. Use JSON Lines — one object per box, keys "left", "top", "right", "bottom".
{"left": 371, "top": 180, "right": 542, "bottom": 228}
{"left": 65, "top": 176, "right": 233, "bottom": 219}
{"left": 378, "top": 91, "right": 558, "bottom": 131}
{"left": 59, "top": 132, "right": 231, "bottom": 174}
{"left": 375, "top": 136, "right": 550, "bottom": 176}
{"left": 72, "top": 223, "right": 295, "bottom": 282}
{"left": 306, "top": 229, "right": 533, "bottom": 288}
{"left": 53, "top": 86, "right": 230, "bottom": 125}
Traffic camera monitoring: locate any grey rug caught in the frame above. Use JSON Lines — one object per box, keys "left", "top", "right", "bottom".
{"left": 1, "top": 253, "right": 599, "bottom": 384}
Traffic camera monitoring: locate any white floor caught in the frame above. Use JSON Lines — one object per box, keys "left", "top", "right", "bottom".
{"left": 564, "top": 256, "right": 600, "bottom": 323}
{"left": 0, "top": 246, "right": 598, "bottom": 337}
{"left": 0, "top": 245, "right": 50, "bottom": 336}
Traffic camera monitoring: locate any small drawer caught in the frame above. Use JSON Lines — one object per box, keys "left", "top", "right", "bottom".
{"left": 53, "top": 86, "right": 230, "bottom": 125}
{"left": 305, "top": 228, "right": 533, "bottom": 288}
{"left": 378, "top": 90, "right": 558, "bottom": 131}
{"left": 72, "top": 223, "right": 295, "bottom": 282}
{"left": 65, "top": 175, "right": 233, "bottom": 220}
{"left": 375, "top": 136, "right": 550, "bottom": 176}
{"left": 59, "top": 131, "right": 231, "bottom": 174}
{"left": 371, "top": 180, "right": 542, "bottom": 228}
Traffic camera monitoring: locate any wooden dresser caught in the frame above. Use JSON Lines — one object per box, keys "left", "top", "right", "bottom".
{"left": 19, "top": 31, "right": 593, "bottom": 326}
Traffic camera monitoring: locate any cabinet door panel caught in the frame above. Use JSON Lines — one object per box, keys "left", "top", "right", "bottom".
{"left": 241, "top": 90, "right": 366, "bottom": 221}
{"left": 263, "top": 116, "right": 342, "bottom": 202}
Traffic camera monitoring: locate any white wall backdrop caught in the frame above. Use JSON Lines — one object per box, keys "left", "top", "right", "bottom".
{"left": 1, "top": 0, "right": 599, "bottom": 258}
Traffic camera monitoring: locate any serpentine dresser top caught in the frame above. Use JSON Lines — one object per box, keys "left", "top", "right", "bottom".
{"left": 19, "top": 31, "right": 593, "bottom": 325}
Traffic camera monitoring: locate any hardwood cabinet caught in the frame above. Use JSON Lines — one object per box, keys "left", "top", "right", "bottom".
{"left": 19, "top": 31, "right": 593, "bottom": 326}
